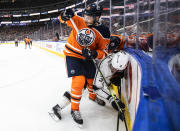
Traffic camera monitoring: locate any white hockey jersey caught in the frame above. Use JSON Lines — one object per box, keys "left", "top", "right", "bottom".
{"left": 93, "top": 53, "right": 118, "bottom": 99}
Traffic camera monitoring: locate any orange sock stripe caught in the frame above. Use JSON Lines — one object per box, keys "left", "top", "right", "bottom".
{"left": 71, "top": 99, "right": 80, "bottom": 104}
{"left": 88, "top": 88, "right": 93, "bottom": 92}
{"left": 71, "top": 101, "right": 80, "bottom": 111}
{"left": 71, "top": 96, "right": 81, "bottom": 101}
{"left": 71, "top": 92, "right": 82, "bottom": 97}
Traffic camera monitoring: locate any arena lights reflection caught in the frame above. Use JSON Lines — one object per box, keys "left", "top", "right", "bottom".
{"left": 39, "top": 18, "right": 50, "bottom": 22}
{"left": 1, "top": 21, "right": 12, "bottom": 24}
{"left": 20, "top": 20, "right": 31, "bottom": 23}
{"left": 29, "top": 13, "right": 40, "bottom": 16}
{"left": 13, "top": 15, "right": 22, "bottom": 17}
{"left": 48, "top": 9, "right": 58, "bottom": 13}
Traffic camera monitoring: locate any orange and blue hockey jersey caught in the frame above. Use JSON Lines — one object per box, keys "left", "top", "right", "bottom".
{"left": 59, "top": 15, "right": 110, "bottom": 60}
{"left": 24, "top": 38, "right": 30, "bottom": 44}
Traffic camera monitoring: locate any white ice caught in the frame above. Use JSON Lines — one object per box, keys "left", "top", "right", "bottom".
{"left": 0, "top": 44, "right": 125, "bottom": 131}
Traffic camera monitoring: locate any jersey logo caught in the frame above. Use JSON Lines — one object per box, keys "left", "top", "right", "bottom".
{"left": 76, "top": 28, "right": 95, "bottom": 47}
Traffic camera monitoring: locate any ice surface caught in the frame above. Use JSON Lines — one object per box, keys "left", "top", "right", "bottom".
{"left": 0, "top": 44, "right": 125, "bottom": 131}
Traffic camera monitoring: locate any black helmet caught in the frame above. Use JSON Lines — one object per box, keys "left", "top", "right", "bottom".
{"left": 108, "top": 36, "right": 121, "bottom": 51}
{"left": 84, "top": 3, "right": 103, "bottom": 16}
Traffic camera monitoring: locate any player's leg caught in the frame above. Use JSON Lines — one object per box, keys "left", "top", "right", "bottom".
{"left": 84, "top": 60, "right": 105, "bottom": 106}
{"left": 65, "top": 56, "right": 87, "bottom": 126}
{"left": 70, "top": 75, "right": 85, "bottom": 125}
{"left": 25, "top": 43, "right": 27, "bottom": 49}
{"left": 87, "top": 78, "right": 105, "bottom": 106}
{"left": 50, "top": 91, "right": 71, "bottom": 120}
{"left": 28, "top": 43, "right": 31, "bottom": 49}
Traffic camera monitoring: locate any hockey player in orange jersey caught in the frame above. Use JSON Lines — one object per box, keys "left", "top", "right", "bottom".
{"left": 24, "top": 36, "right": 31, "bottom": 49}
{"left": 50, "top": 4, "right": 110, "bottom": 126}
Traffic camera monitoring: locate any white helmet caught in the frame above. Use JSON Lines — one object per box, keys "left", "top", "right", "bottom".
{"left": 111, "top": 51, "right": 129, "bottom": 70}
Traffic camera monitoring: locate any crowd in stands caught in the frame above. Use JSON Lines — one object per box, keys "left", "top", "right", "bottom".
{"left": 0, "top": 12, "right": 179, "bottom": 50}
{"left": 0, "top": 19, "right": 72, "bottom": 42}
{"left": 0, "top": 24, "right": 40, "bottom": 41}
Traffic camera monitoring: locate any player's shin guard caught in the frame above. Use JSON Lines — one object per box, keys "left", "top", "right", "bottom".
{"left": 87, "top": 79, "right": 105, "bottom": 106}
{"left": 58, "top": 91, "right": 71, "bottom": 109}
{"left": 71, "top": 75, "right": 85, "bottom": 111}
{"left": 87, "top": 79, "right": 96, "bottom": 100}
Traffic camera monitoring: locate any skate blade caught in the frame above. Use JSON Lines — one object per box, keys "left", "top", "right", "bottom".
{"left": 75, "top": 123, "right": 83, "bottom": 128}
{"left": 72, "top": 120, "right": 83, "bottom": 128}
{"left": 48, "top": 112, "right": 61, "bottom": 122}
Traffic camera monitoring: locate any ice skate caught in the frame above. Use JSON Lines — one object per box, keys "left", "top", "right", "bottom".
{"left": 90, "top": 96, "right": 106, "bottom": 106}
{"left": 49, "top": 91, "right": 71, "bottom": 121}
{"left": 49, "top": 104, "right": 62, "bottom": 121}
{"left": 71, "top": 110, "right": 83, "bottom": 128}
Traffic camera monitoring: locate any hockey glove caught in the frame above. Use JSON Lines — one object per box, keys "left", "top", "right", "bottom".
{"left": 108, "top": 36, "right": 121, "bottom": 51}
{"left": 110, "top": 72, "right": 124, "bottom": 86}
{"left": 61, "top": 8, "right": 74, "bottom": 21}
{"left": 110, "top": 77, "right": 121, "bottom": 86}
{"left": 109, "top": 96, "right": 125, "bottom": 111}
{"left": 82, "top": 48, "right": 97, "bottom": 59}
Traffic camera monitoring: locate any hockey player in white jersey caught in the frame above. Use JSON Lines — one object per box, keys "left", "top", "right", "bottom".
{"left": 93, "top": 51, "right": 129, "bottom": 111}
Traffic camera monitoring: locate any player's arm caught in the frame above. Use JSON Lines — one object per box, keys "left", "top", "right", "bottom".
{"left": 95, "top": 38, "right": 110, "bottom": 59}
{"left": 93, "top": 71, "right": 104, "bottom": 89}
{"left": 58, "top": 9, "right": 82, "bottom": 28}
{"left": 95, "top": 25, "right": 111, "bottom": 59}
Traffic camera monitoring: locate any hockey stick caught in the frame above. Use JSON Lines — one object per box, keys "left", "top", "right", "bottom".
{"left": 70, "top": 18, "right": 79, "bottom": 33}
{"left": 70, "top": 17, "right": 128, "bottom": 131}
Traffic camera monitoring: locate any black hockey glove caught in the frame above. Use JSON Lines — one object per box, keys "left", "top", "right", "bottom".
{"left": 109, "top": 96, "right": 125, "bottom": 111}
{"left": 110, "top": 72, "right": 124, "bottom": 86}
{"left": 61, "top": 8, "right": 74, "bottom": 21}
{"left": 82, "top": 48, "right": 98, "bottom": 59}
{"left": 110, "top": 77, "right": 121, "bottom": 86}
{"left": 108, "top": 36, "right": 121, "bottom": 51}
